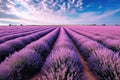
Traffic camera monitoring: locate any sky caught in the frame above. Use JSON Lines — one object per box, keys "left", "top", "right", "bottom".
{"left": 0, "top": 0, "right": 120, "bottom": 25}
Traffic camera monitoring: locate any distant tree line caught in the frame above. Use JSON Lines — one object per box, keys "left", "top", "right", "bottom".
{"left": 8, "top": 24, "right": 120, "bottom": 26}
{"left": 9, "top": 24, "right": 23, "bottom": 26}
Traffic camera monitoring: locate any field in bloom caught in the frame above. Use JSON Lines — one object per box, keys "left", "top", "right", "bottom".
{"left": 0, "top": 26, "right": 119, "bottom": 80}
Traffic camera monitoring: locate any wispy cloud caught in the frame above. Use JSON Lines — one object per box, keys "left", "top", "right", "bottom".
{"left": 0, "top": 12, "right": 20, "bottom": 19}
{"left": 69, "top": 8, "right": 120, "bottom": 24}
{"left": 0, "top": 0, "right": 83, "bottom": 25}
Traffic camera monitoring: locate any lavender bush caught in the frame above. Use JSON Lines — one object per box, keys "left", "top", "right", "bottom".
{"left": 88, "top": 49, "right": 120, "bottom": 80}
{"left": 0, "top": 44, "right": 15, "bottom": 63}
{"left": 80, "top": 40, "right": 104, "bottom": 59}
{"left": 37, "top": 28, "right": 85, "bottom": 80}
{"left": 41, "top": 48, "right": 84, "bottom": 80}
{"left": 0, "top": 28, "right": 54, "bottom": 63}
{"left": 0, "top": 49, "right": 43, "bottom": 80}
{"left": 71, "top": 28, "right": 120, "bottom": 52}
{"left": 0, "top": 26, "right": 119, "bottom": 80}
{"left": 0, "top": 26, "right": 50, "bottom": 37}
{"left": 27, "top": 41, "right": 50, "bottom": 58}
{"left": 66, "top": 28, "right": 120, "bottom": 80}
{"left": 0, "top": 28, "right": 60, "bottom": 80}
{"left": 102, "top": 39, "right": 120, "bottom": 52}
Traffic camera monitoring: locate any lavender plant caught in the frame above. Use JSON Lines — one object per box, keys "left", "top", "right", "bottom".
{"left": 0, "top": 28, "right": 54, "bottom": 63}
{"left": 71, "top": 28, "right": 120, "bottom": 52}
{"left": 37, "top": 28, "right": 85, "bottom": 80}
{"left": 41, "top": 48, "right": 84, "bottom": 80}
{"left": 103, "top": 39, "right": 120, "bottom": 52}
{"left": 0, "top": 49, "right": 43, "bottom": 80}
{"left": 88, "top": 49, "right": 120, "bottom": 80}
{"left": 66, "top": 28, "right": 120, "bottom": 80}
{"left": 0, "top": 28, "right": 60, "bottom": 80}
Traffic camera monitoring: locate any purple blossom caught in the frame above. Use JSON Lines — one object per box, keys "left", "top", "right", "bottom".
{"left": 88, "top": 49, "right": 120, "bottom": 80}
{"left": 37, "top": 28, "right": 85, "bottom": 80}
{"left": 0, "top": 27, "right": 60, "bottom": 79}
{"left": 0, "top": 28, "right": 55, "bottom": 63}
{"left": 66, "top": 28, "right": 120, "bottom": 80}
{"left": 0, "top": 49, "right": 43, "bottom": 80}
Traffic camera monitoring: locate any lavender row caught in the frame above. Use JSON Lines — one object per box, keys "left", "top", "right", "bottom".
{"left": 0, "top": 26, "right": 44, "bottom": 37}
{"left": 35, "top": 28, "right": 85, "bottom": 80}
{"left": 0, "top": 28, "right": 55, "bottom": 63}
{"left": 72, "top": 26, "right": 120, "bottom": 37}
{"left": 71, "top": 27, "right": 120, "bottom": 39}
{"left": 65, "top": 28, "right": 120, "bottom": 80}
{"left": 71, "top": 29, "right": 120, "bottom": 52}
{"left": 0, "top": 27, "right": 50, "bottom": 37}
{"left": 0, "top": 28, "right": 60, "bottom": 80}
{"left": 0, "top": 26, "right": 41, "bottom": 33}
{"left": 0, "top": 27, "right": 52, "bottom": 44}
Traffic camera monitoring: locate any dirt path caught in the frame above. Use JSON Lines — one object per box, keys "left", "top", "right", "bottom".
{"left": 76, "top": 49, "right": 98, "bottom": 80}
{"left": 29, "top": 51, "right": 98, "bottom": 80}
{"left": 64, "top": 28, "right": 98, "bottom": 80}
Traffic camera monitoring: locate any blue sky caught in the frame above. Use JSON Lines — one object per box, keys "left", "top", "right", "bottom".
{"left": 0, "top": 0, "right": 120, "bottom": 25}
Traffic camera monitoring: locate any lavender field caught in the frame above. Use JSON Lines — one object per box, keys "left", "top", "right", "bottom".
{"left": 0, "top": 26, "right": 120, "bottom": 80}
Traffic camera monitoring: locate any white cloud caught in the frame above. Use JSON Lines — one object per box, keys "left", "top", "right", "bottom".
{"left": 0, "top": 0, "right": 82, "bottom": 25}
{"left": 0, "top": 22, "right": 7, "bottom": 26}
{"left": 68, "top": 8, "right": 120, "bottom": 24}
{"left": 0, "top": 8, "right": 120, "bottom": 25}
